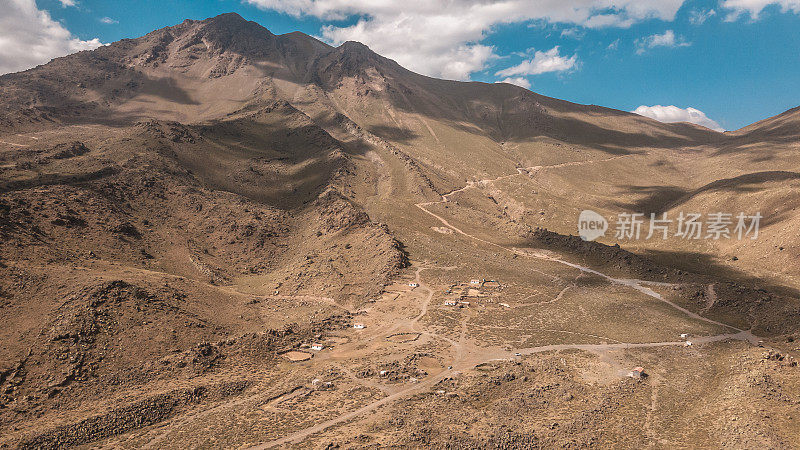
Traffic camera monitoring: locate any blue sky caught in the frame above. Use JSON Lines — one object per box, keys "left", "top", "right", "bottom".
{"left": 4, "top": 0, "right": 800, "bottom": 130}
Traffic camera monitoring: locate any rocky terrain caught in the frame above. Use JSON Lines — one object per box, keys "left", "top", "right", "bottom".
{"left": 1, "top": 12, "right": 798, "bottom": 448}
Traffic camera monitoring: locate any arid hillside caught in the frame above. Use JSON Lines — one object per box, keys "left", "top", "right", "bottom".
{"left": 1, "top": 12, "right": 799, "bottom": 449}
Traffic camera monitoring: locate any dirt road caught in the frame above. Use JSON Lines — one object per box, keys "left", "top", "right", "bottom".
{"left": 240, "top": 162, "right": 768, "bottom": 448}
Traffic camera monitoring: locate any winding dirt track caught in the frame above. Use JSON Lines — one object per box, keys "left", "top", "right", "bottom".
{"left": 243, "top": 161, "right": 761, "bottom": 449}
{"left": 416, "top": 164, "right": 748, "bottom": 333}
{"left": 250, "top": 325, "right": 755, "bottom": 448}
{"left": 0, "top": 139, "right": 28, "bottom": 148}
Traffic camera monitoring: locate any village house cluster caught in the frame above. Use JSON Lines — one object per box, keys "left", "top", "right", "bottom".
{"left": 442, "top": 278, "right": 503, "bottom": 308}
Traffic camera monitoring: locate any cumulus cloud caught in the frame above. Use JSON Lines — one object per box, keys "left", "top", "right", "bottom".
{"left": 721, "top": 0, "right": 800, "bottom": 20}
{"left": 320, "top": 18, "right": 497, "bottom": 81}
{"left": 496, "top": 77, "right": 531, "bottom": 89}
{"left": 633, "top": 105, "right": 724, "bottom": 131}
{"left": 245, "top": 0, "right": 688, "bottom": 80}
{"left": 0, "top": 0, "right": 103, "bottom": 75}
{"left": 57, "top": 0, "right": 76, "bottom": 6}
{"left": 635, "top": 29, "right": 690, "bottom": 54}
{"left": 495, "top": 46, "right": 577, "bottom": 77}
{"left": 100, "top": 17, "right": 119, "bottom": 24}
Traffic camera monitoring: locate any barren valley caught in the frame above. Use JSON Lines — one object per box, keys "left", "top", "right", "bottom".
{"left": 1, "top": 13, "right": 799, "bottom": 449}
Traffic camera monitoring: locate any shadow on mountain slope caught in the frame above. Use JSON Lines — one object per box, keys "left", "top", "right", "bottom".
{"left": 612, "top": 171, "right": 800, "bottom": 214}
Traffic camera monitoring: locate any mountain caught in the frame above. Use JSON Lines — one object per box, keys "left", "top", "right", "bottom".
{"left": 729, "top": 105, "right": 800, "bottom": 141}
{"left": 0, "top": 14, "right": 720, "bottom": 140}
{"left": 1, "top": 13, "right": 799, "bottom": 448}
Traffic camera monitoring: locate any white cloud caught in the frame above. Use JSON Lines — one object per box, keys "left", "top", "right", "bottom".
{"left": 635, "top": 29, "right": 690, "bottom": 54}
{"left": 607, "top": 38, "right": 620, "bottom": 50}
{"left": 560, "top": 27, "right": 584, "bottom": 39}
{"left": 689, "top": 8, "right": 716, "bottom": 24}
{"left": 722, "top": 0, "right": 800, "bottom": 20}
{"left": 245, "top": 0, "right": 688, "bottom": 80}
{"left": 100, "top": 17, "right": 119, "bottom": 24}
{"left": 495, "top": 46, "right": 577, "bottom": 77}
{"left": 0, "top": 0, "right": 103, "bottom": 75}
{"left": 57, "top": 0, "right": 76, "bottom": 6}
{"left": 583, "top": 13, "right": 635, "bottom": 28}
{"left": 321, "top": 17, "right": 497, "bottom": 81}
{"left": 496, "top": 77, "right": 531, "bottom": 89}
{"left": 633, "top": 105, "right": 724, "bottom": 131}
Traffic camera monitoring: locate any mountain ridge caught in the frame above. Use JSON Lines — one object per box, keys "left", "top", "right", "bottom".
{"left": 2, "top": 11, "right": 800, "bottom": 449}
{"left": 0, "top": 12, "right": 747, "bottom": 141}
{"left": 1, "top": 12, "right": 796, "bottom": 137}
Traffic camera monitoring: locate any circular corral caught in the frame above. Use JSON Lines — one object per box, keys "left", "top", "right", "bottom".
{"left": 386, "top": 332, "right": 422, "bottom": 343}
{"left": 282, "top": 350, "right": 313, "bottom": 362}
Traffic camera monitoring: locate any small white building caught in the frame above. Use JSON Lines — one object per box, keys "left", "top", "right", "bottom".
{"left": 311, "top": 343, "right": 324, "bottom": 351}
{"left": 684, "top": 341, "right": 693, "bottom": 347}
{"left": 409, "top": 282, "right": 419, "bottom": 288}
{"left": 313, "top": 379, "right": 334, "bottom": 390}
{"left": 628, "top": 367, "right": 646, "bottom": 378}
{"left": 680, "top": 333, "right": 689, "bottom": 339}
{"left": 444, "top": 300, "right": 458, "bottom": 306}
{"left": 470, "top": 279, "right": 482, "bottom": 285}
{"left": 354, "top": 323, "right": 365, "bottom": 329}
